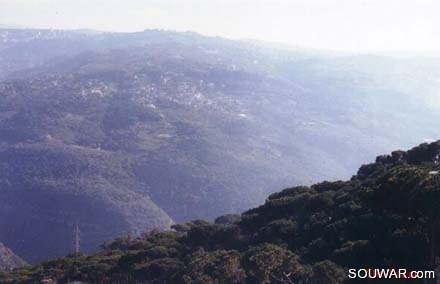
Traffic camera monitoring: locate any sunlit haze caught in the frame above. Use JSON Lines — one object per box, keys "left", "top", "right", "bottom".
{"left": 1, "top": 0, "right": 439, "bottom": 52}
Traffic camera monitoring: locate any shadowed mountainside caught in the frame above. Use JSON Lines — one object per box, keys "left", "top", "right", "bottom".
{"left": 1, "top": 141, "right": 439, "bottom": 283}
{"left": 0, "top": 243, "right": 25, "bottom": 271}
{"left": 1, "top": 28, "right": 440, "bottom": 264}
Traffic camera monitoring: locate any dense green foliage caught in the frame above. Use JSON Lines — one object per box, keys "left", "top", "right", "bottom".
{"left": 1, "top": 141, "right": 439, "bottom": 283}
{"left": 2, "top": 28, "right": 440, "bottom": 264}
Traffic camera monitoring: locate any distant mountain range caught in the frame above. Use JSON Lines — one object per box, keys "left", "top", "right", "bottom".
{"left": 0, "top": 28, "right": 439, "bottom": 264}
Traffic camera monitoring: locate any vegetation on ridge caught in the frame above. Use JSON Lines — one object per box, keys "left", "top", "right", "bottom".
{"left": 2, "top": 28, "right": 440, "bottom": 264}
{"left": 1, "top": 141, "right": 439, "bottom": 283}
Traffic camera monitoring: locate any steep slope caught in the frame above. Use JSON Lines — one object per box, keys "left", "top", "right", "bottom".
{"left": 0, "top": 243, "right": 25, "bottom": 271}
{"left": 1, "top": 29, "right": 440, "bottom": 264}
{"left": 0, "top": 143, "right": 173, "bottom": 263}
{"left": 2, "top": 141, "right": 439, "bottom": 283}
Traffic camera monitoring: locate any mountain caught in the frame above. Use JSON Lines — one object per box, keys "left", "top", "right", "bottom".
{"left": 1, "top": 141, "right": 439, "bottom": 283}
{"left": 0, "top": 243, "right": 25, "bottom": 271}
{"left": 0, "top": 143, "right": 173, "bottom": 264}
{"left": 0, "top": 28, "right": 440, "bottom": 264}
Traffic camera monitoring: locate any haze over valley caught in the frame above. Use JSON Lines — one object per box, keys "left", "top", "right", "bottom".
{"left": 0, "top": 28, "right": 439, "bottom": 265}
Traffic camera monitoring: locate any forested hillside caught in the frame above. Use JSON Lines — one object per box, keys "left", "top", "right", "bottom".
{"left": 1, "top": 141, "right": 439, "bottom": 283}
{"left": 1, "top": 28, "right": 440, "bottom": 264}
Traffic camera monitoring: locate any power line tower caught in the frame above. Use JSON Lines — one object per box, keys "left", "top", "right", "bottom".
{"left": 73, "top": 222, "right": 80, "bottom": 254}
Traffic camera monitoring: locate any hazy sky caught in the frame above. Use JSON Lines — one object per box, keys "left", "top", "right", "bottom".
{"left": 1, "top": 0, "right": 439, "bottom": 52}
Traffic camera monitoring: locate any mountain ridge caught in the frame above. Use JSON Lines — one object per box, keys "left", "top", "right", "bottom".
{"left": 1, "top": 140, "right": 439, "bottom": 283}
{"left": 1, "top": 28, "right": 440, "bottom": 264}
{"left": 0, "top": 243, "right": 25, "bottom": 271}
